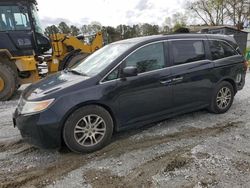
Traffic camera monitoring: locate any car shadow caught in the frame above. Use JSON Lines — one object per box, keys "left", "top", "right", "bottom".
{"left": 59, "top": 109, "right": 209, "bottom": 154}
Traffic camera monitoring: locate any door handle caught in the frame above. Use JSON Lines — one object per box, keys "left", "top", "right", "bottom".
{"left": 160, "top": 79, "right": 172, "bottom": 84}
{"left": 172, "top": 77, "right": 183, "bottom": 82}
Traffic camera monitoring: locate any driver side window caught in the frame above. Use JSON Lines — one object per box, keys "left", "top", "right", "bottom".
{"left": 124, "top": 42, "right": 165, "bottom": 74}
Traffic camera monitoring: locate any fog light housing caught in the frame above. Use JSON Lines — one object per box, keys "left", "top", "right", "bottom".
{"left": 235, "top": 73, "right": 242, "bottom": 83}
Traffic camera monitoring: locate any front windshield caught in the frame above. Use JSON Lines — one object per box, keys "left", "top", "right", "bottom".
{"left": 31, "top": 5, "right": 43, "bottom": 34}
{"left": 72, "top": 43, "right": 134, "bottom": 77}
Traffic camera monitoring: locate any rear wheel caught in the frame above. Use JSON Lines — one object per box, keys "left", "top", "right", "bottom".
{"left": 0, "top": 63, "right": 17, "bottom": 101}
{"left": 63, "top": 105, "right": 113, "bottom": 153}
{"left": 208, "top": 81, "right": 234, "bottom": 114}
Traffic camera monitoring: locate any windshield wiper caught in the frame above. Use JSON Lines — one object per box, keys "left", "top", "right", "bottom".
{"left": 64, "top": 68, "right": 88, "bottom": 76}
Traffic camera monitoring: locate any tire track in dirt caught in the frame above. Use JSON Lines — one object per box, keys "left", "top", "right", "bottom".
{"left": 0, "top": 139, "right": 24, "bottom": 152}
{"left": 0, "top": 121, "right": 241, "bottom": 188}
{"left": 81, "top": 121, "right": 243, "bottom": 188}
{"left": 84, "top": 146, "right": 194, "bottom": 188}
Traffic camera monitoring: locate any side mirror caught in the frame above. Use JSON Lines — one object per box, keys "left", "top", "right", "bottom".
{"left": 121, "top": 66, "right": 138, "bottom": 78}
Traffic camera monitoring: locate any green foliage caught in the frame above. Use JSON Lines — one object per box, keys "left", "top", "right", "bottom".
{"left": 162, "top": 13, "right": 187, "bottom": 34}
{"left": 58, "top": 22, "right": 71, "bottom": 34}
{"left": 44, "top": 25, "right": 60, "bottom": 36}
{"left": 141, "top": 23, "right": 159, "bottom": 36}
{"left": 44, "top": 20, "right": 179, "bottom": 42}
{"left": 70, "top": 25, "right": 80, "bottom": 36}
{"left": 245, "top": 48, "right": 250, "bottom": 61}
{"left": 173, "top": 22, "right": 187, "bottom": 32}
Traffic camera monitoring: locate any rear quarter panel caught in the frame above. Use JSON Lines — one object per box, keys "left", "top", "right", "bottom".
{"left": 211, "top": 55, "right": 245, "bottom": 89}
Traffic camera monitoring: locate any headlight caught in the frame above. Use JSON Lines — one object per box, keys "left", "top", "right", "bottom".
{"left": 19, "top": 98, "right": 55, "bottom": 115}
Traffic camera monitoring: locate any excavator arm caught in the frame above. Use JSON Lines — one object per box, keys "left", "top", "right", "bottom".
{"left": 49, "top": 32, "right": 103, "bottom": 72}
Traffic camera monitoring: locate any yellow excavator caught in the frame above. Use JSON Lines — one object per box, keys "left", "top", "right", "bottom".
{"left": 0, "top": 0, "right": 103, "bottom": 100}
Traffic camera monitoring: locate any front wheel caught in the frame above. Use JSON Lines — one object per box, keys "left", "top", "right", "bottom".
{"left": 208, "top": 81, "right": 234, "bottom": 114}
{"left": 63, "top": 105, "right": 113, "bottom": 153}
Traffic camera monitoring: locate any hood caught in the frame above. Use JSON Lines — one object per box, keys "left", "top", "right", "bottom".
{"left": 23, "top": 71, "right": 89, "bottom": 100}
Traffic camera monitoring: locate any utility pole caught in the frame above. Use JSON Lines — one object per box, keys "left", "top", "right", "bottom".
{"left": 248, "top": 0, "right": 250, "bottom": 28}
{"left": 222, "top": 0, "right": 224, "bottom": 25}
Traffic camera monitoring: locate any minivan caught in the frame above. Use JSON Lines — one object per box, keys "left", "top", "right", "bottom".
{"left": 13, "top": 34, "right": 247, "bottom": 153}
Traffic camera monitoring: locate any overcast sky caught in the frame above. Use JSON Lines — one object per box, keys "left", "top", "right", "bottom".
{"left": 37, "top": 0, "right": 186, "bottom": 28}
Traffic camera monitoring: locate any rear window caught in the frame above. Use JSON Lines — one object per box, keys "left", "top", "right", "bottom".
{"left": 227, "top": 40, "right": 241, "bottom": 54}
{"left": 171, "top": 40, "right": 206, "bottom": 65}
{"left": 209, "top": 40, "right": 238, "bottom": 60}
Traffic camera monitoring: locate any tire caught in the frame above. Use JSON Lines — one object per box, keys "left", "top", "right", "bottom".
{"left": 208, "top": 81, "right": 234, "bottom": 114}
{"left": 0, "top": 63, "right": 17, "bottom": 101}
{"left": 63, "top": 105, "right": 114, "bottom": 153}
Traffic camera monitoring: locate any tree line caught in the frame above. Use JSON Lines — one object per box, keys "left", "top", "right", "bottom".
{"left": 44, "top": 0, "right": 250, "bottom": 42}
{"left": 44, "top": 22, "right": 175, "bottom": 43}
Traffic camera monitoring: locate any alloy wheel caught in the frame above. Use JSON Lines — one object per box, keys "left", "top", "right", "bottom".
{"left": 73, "top": 114, "right": 106, "bottom": 147}
{"left": 216, "top": 87, "right": 232, "bottom": 110}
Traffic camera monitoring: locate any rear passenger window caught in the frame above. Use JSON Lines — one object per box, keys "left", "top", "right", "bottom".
{"left": 171, "top": 40, "right": 206, "bottom": 65}
{"left": 209, "top": 40, "right": 238, "bottom": 60}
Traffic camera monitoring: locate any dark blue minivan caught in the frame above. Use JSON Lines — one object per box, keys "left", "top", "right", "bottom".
{"left": 13, "top": 34, "right": 247, "bottom": 153}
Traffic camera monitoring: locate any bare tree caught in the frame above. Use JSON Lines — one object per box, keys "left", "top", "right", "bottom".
{"left": 172, "top": 12, "right": 187, "bottom": 26}
{"left": 187, "top": 0, "right": 226, "bottom": 25}
{"left": 187, "top": 0, "right": 250, "bottom": 27}
{"left": 225, "top": 0, "right": 250, "bottom": 28}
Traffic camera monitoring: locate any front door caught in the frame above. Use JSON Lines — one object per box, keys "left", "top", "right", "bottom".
{"left": 115, "top": 42, "right": 173, "bottom": 127}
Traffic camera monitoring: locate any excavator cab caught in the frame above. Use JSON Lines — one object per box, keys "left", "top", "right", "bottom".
{"left": 0, "top": 0, "right": 103, "bottom": 101}
{"left": 0, "top": 0, "right": 50, "bottom": 57}
{"left": 0, "top": 0, "right": 50, "bottom": 100}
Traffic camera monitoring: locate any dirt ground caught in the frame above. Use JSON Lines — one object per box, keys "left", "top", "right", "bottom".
{"left": 0, "top": 72, "right": 250, "bottom": 188}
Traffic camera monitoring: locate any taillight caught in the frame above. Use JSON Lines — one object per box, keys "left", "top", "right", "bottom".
{"left": 243, "top": 60, "right": 248, "bottom": 72}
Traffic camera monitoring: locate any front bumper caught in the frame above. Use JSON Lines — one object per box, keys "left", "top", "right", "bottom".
{"left": 13, "top": 109, "right": 62, "bottom": 149}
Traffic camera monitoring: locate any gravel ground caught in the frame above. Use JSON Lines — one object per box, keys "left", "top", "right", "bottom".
{"left": 0, "top": 72, "right": 250, "bottom": 188}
